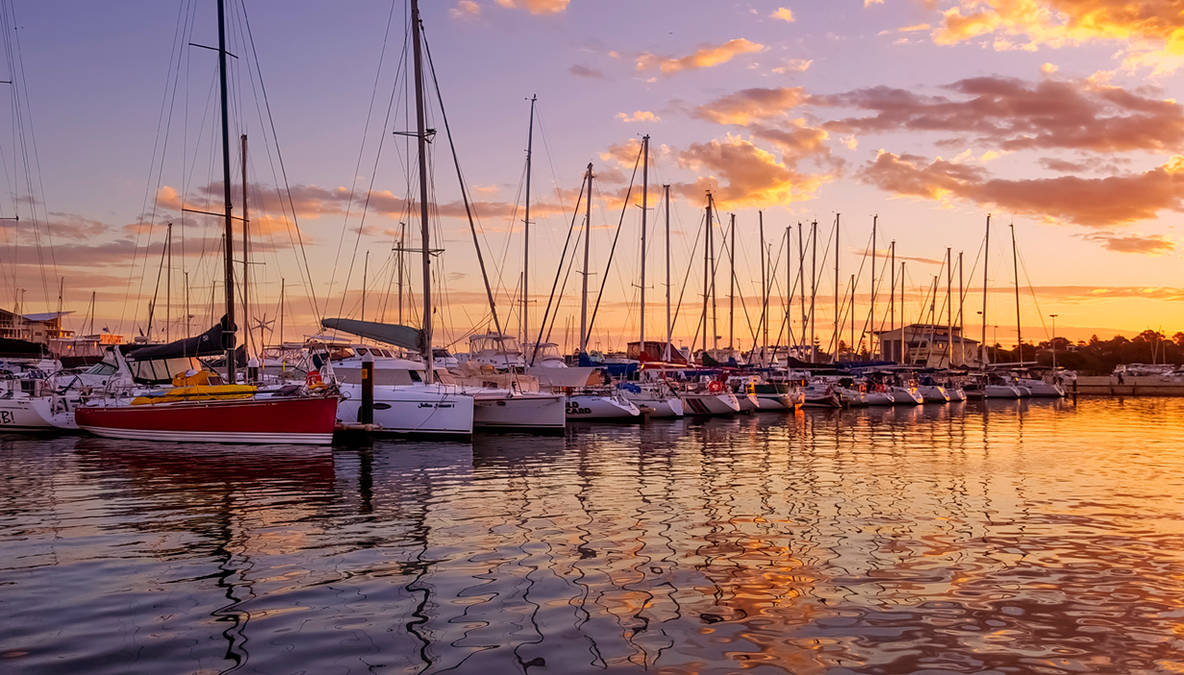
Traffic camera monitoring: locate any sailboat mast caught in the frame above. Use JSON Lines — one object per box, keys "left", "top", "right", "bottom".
{"left": 362, "top": 250, "right": 369, "bottom": 323}
{"left": 889, "top": 239, "right": 895, "bottom": 359}
{"left": 579, "top": 163, "right": 591, "bottom": 353}
{"left": 728, "top": 213, "right": 735, "bottom": 353}
{"left": 981, "top": 214, "right": 990, "bottom": 366}
{"left": 946, "top": 247, "right": 953, "bottom": 367}
{"left": 1011, "top": 222, "right": 1021, "bottom": 363}
{"left": 798, "top": 223, "right": 805, "bottom": 358}
{"left": 870, "top": 215, "right": 876, "bottom": 357}
{"left": 663, "top": 184, "right": 671, "bottom": 361}
{"left": 240, "top": 134, "right": 250, "bottom": 356}
{"left": 522, "top": 94, "right": 536, "bottom": 349}
{"left": 702, "top": 193, "right": 711, "bottom": 360}
{"left": 165, "top": 223, "right": 172, "bottom": 342}
{"left": 639, "top": 134, "right": 648, "bottom": 358}
{"left": 216, "top": 0, "right": 237, "bottom": 383}
{"left": 410, "top": 0, "right": 434, "bottom": 381}
{"left": 709, "top": 195, "right": 718, "bottom": 353}
{"left": 785, "top": 224, "right": 791, "bottom": 367}
{"left": 900, "top": 261, "right": 906, "bottom": 363}
{"left": 958, "top": 251, "right": 964, "bottom": 359}
{"left": 397, "top": 222, "right": 405, "bottom": 323}
{"left": 810, "top": 220, "right": 817, "bottom": 362}
{"left": 279, "top": 277, "right": 285, "bottom": 345}
{"left": 849, "top": 273, "right": 855, "bottom": 357}
{"left": 833, "top": 213, "right": 839, "bottom": 363}
{"left": 759, "top": 211, "right": 766, "bottom": 364}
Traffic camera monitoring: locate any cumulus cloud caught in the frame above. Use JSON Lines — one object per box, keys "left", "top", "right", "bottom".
{"left": 616, "top": 110, "right": 660, "bottom": 123}
{"left": 693, "top": 86, "right": 809, "bottom": 125}
{"left": 818, "top": 75, "right": 1184, "bottom": 153}
{"left": 449, "top": 0, "right": 481, "bottom": 20}
{"left": 771, "top": 7, "right": 796, "bottom": 22}
{"left": 861, "top": 151, "right": 1184, "bottom": 229}
{"left": 672, "top": 135, "right": 829, "bottom": 208}
{"left": 635, "top": 38, "right": 765, "bottom": 76}
{"left": 771, "top": 57, "right": 813, "bottom": 74}
{"left": 931, "top": 0, "right": 1184, "bottom": 73}
{"left": 1079, "top": 232, "right": 1175, "bottom": 254}
{"left": 494, "top": 0, "right": 570, "bottom": 14}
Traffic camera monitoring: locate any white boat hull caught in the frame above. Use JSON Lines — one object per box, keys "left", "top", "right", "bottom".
{"left": 566, "top": 394, "right": 641, "bottom": 420}
{"left": 891, "top": 387, "right": 924, "bottom": 405}
{"left": 681, "top": 392, "right": 741, "bottom": 416}
{"left": 338, "top": 384, "right": 474, "bottom": 435}
{"left": 472, "top": 392, "right": 566, "bottom": 430}
{"left": 752, "top": 392, "right": 797, "bottom": 411}
{"left": 946, "top": 387, "right": 966, "bottom": 402}
{"left": 622, "top": 392, "right": 684, "bottom": 417}
{"left": 917, "top": 385, "right": 949, "bottom": 403}
{"left": 0, "top": 397, "right": 57, "bottom": 431}
{"left": 864, "top": 391, "right": 896, "bottom": 405}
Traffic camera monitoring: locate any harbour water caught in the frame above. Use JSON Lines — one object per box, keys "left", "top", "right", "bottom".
{"left": 2, "top": 399, "right": 1183, "bottom": 673}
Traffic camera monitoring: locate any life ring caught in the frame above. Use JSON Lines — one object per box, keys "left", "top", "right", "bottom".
{"left": 708, "top": 380, "right": 724, "bottom": 393}
{"left": 306, "top": 369, "right": 324, "bottom": 388}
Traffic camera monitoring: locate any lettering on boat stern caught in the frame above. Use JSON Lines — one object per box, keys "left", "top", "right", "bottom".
{"left": 0, "top": 411, "right": 14, "bottom": 425}
{"left": 417, "top": 402, "right": 455, "bottom": 409}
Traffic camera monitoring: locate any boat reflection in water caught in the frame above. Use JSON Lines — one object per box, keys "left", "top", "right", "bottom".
{"left": 3, "top": 398, "right": 1184, "bottom": 673}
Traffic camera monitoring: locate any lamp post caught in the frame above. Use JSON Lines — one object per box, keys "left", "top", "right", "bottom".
{"left": 1050, "top": 313, "right": 1058, "bottom": 371}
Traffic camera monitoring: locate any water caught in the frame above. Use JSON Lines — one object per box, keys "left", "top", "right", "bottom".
{"left": 3, "top": 399, "right": 1184, "bottom": 674}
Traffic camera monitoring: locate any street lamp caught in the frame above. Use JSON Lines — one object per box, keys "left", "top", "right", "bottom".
{"left": 1050, "top": 314, "right": 1059, "bottom": 371}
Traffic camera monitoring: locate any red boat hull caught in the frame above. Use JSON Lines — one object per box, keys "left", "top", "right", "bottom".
{"left": 75, "top": 396, "right": 339, "bottom": 445}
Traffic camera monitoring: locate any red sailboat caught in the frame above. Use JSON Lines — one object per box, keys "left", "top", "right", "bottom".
{"left": 74, "top": 0, "right": 337, "bottom": 445}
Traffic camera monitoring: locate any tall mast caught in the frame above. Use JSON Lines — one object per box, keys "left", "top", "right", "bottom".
{"left": 165, "top": 223, "right": 172, "bottom": 342}
{"left": 639, "top": 134, "right": 649, "bottom": 357}
{"left": 522, "top": 94, "right": 536, "bottom": 348}
{"left": 798, "top": 223, "right": 805, "bottom": 357}
{"left": 1011, "top": 222, "right": 1021, "bottom": 363}
{"left": 279, "top": 277, "right": 285, "bottom": 345}
{"left": 889, "top": 239, "right": 895, "bottom": 360}
{"left": 785, "top": 224, "right": 791, "bottom": 367}
{"left": 663, "top": 184, "right": 671, "bottom": 361}
{"left": 88, "top": 290, "right": 95, "bottom": 336}
{"left": 397, "top": 222, "right": 405, "bottom": 323}
{"left": 709, "top": 195, "right": 718, "bottom": 353}
{"left": 216, "top": 0, "right": 236, "bottom": 383}
{"left": 702, "top": 193, "right": 711, "bottom": 359}
{"left": 958, "top": 251, "right": 964, "bottom": 361}
{"left": 758, "top": 212, "right": 766, "bottom": 364}
{"left": 579, "top": 163, "right": 592, "bottom": 353}
{"left": 870, "top": 215, "right": 876, "bottom": 357}
{"left": 833, "top": 213, "right": 839, "bottom": 363}
{"left": 410, "top": 0, "right": 434, "bottom": 381}
{"left": 728, "top": 213, "right": 735, "bottom": 353}
{"left": 240, "top": 134, "right": 249, "bottom": 355}
{"left": 849, "top": 273, "right": 855, "bottom": 357}
{"left": 946, "top": 247, "right": 953, "bottom": 367}
{"left": 810, "top": 220, "right": 817, "bottom": 362}
{"left": 900, "top": 261, "right": 906, "bottom": 363}
{"left": 362, "top": 250, "right": 369, "bottom": 323}
{"left": 981, "top": 214, "right": 991, "bottom": 366}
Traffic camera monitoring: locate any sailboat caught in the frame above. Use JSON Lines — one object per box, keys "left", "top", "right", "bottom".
{"left": 319, "top": 0, "right": 476, "bottom": 435}
{"left": 74, "top": 0, "right": 338, "bottom": 444}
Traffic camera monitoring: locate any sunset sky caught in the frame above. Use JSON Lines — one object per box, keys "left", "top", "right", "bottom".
{"left": 2, "top": 0, "right": 1183, "bottom": 353}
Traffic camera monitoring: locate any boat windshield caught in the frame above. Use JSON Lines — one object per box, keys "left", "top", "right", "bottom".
{"left": 471, "top": 335, "right": 520, "bottom": 353}
{"left": 128, "top": 357, "right": 207, "bottom": 384}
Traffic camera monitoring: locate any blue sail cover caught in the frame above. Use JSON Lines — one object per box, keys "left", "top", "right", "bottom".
{"left": 320, "top": 318, "right": 424, "bottom": 352}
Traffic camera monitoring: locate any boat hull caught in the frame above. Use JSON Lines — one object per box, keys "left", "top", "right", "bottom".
{"left": 917, "top": 385, "right": 949, "bottom": 403}
{"left": 681, "top": 392, "right": 741, "bottom": 416}
{"left": 0, "top": 397, "right": 57, "bottom": 431}
{"left": 473, "top": 392, "right": 566, "bottom": 430}
{"left": 75, "top": 396, "right": 339, "bottom": 445}
{"left": 566, "top": 394, "right": 642, "bottom": 420}
{"left": 622, "top": 392, "right": 685, "bottom": 417}
{"left": 338, "top": 384, "right": 474, "bottom": 435}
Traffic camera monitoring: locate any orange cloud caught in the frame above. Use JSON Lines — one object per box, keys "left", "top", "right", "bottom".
{"left": 771, "top": 7, "right": 796, "bottom": 22}
{"left": 819, "top": 76, "right": 1184, "bottom": 153}
{"left": 1079, "top": 232, "right": 1175, "bottom": 254}
{"left": 494, "top": 0, "right": 570, "bottom": 14}
{"left": 861, "top": 151, "right": 1184, "bottom": 229}
{"left": 635, "top": 38, "right": 765, "bottom": 76}
{"left": 673, "top": 135, "right": 827, "bottom": 209}
{"left": 932, "top": 1, "right": 1184, "bottom": 72}
{"left": 616, "top": 110, "right": 660, "bottom": 123}
{"left": 449, "top": 0, "right": 481, "bottom": 20}
{"left": 693, "top": 86, "right": 808, "bottom": 125}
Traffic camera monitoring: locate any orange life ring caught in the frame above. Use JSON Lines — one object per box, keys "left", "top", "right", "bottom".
{"left": 708, "top": 380, "right": 723, "bottom": 393}
{"left": 306, "top": 370, "right": 324, "bottom": 387}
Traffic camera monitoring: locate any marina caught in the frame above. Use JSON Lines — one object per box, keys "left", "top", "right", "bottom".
{"left": 1, "top": 0, "right": 1182, "bottom": 672}
{"left": 3, "top": 398, "right": 1183, "bottom": 673}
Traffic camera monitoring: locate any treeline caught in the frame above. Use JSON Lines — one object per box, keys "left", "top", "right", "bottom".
{"left": 987, "top": 330, "right": 1184, "bottom": 375}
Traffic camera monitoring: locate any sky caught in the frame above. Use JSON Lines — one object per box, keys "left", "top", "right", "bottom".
{"left": 2, "top": 0, "right": 1183, "bottom": 354}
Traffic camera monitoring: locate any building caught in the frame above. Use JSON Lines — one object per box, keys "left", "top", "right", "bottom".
{"left": 874, "top": 323, "right": 980, "bottom": 368}
{"left": 1, "top": 308, "right": 74, "bottom": 342}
